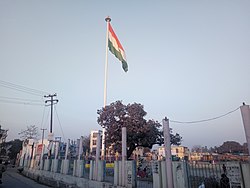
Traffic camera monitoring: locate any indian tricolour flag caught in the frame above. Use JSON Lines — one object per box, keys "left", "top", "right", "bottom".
{"left": 108, "top": 22, "right": 128, "bottom": 72}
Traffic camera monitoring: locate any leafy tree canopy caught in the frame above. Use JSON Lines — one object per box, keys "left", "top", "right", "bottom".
{"left": 82, "top": 135, "right": 90, "bottom": 154}
{"left": 5, "top": 139, "right": 23, "bottom": 160}
{"left": 97, "top": 101, "right": 182, "bottom": 158}
{"left": 217, "top": 141, "right": 246, "bottom": 154}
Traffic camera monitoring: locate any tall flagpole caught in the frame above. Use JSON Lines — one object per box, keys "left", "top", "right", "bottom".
{"left": 101, "top": 16, "right": 111, "bottom": 159}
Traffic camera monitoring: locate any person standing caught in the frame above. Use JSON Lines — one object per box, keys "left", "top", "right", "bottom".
{"left": 220, "top": 173, "right": 230, "bottom": 188}
{"left": 222, "top": 164, "right": 227, "bottom": 174}
{"left": 0, "top": 159, "right": 6, "bottom": 184}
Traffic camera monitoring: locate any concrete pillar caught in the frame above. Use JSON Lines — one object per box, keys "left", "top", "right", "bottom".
{"left": 73, "top": 160, "right": 77, "bottom": 176}
{"left": 160, "top": 160, "right": 167, "bottom": 188}
{"left": 77, "top": 160, "right": 85, "bottom": 178}
{"left": 118, "top": 161, "right": 122, "bottom": 186}
{"left": 152, "top": 160, "right": 162, "bottom": 188}
{"left": 23, "top": 158, "right": 28, "bottom": 168}
{"left": 40, "top": 144, "right": 45, "bottom": 170}
{"left": 39, "top": 159, "right": 44, "bottom": 170}
{"left": 172, "top": 161, "right": 188, "bottom": 188}
{"left": 240, "top": 104, "right": 250, "bottom": 157}
{"left": 44, "top": 159, "right": 50, "bottom": 171}
{"left": 122, "top": 127, "right": 127, "bottom": 186}
{"left": 78, "top": 136, "right": 83, "bottom": 160}
{"left": 62, "top": 159, "right": 69, "bottom": 175}
{"left": 55, "top": 141, "right": 59, "bottom": 159}
{"left": 101, "top": 127, "right": 106, "bottom": 159}
{"left": 52, "top": 159, "right": 58, "bottom": 172}
{"left": 163, "top": 118, "right": 174, "bottom": 188}
{"left": 97, "top": 160, "right": 105, "bottom": 182}
{"left": 72, "top": 159, "right": 84, "bottom": 177}
{"left": 65, "top": 139, "right": 70, "bottom": 160}
{"left": 114, "top": 161, "right": 119, "bottom": 186}
{"left": 60, "top": 160, "right": 64, "bottom": 174}
{"left": 30, "top": 143, "right": 36, "bottom": 169}
{"left": 61, "top": 139, "right": 70, "bottom": 174}
{"left": 126, "top": 160, "right": 136, "bottom": 188}
{"left": 89, "top": 160, "right": 95, "bottom": 180}
{"left": 94, "top": 131, "right": 101, "bottom": 180}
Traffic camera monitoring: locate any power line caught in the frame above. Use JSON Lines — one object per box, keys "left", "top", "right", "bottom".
{"left": 0, "top": 96, "right": 43, "bottom": 102}
{"left": 0, "top": 99, "right": 44, "bottom": 106}
{"left": 0, "top": 84, "right": 43, "bottom": 96}
{"left": 170, "top": 106, "right": 240, "bottom": 124}
{"left": 0, "top": 79, "right": 49, "bottom": 94}
{"left": 42, "top": 108, "right": 51, "bottom": 130}
{"left": 40, "top": 105, "right": 46, "bottom": 129}
{"left": 54, "top": 106, "right": 66, "bottom": 141}
{"left": 0, "top": 79, "right": 49, "bottom": 96}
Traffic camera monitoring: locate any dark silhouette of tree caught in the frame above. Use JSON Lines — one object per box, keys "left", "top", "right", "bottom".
{"left": 19, "top": 125, "right": 39, "bottom": 140}
{"left": 217, "top": 141, "right": 244, "bottom": 154}
{"left": 0, "top": 126, "right": 8, "bottom": 143}
{"left": 191, "top": 145, "right": 203, "bottom": 152}
{"left": 82, "top": 135, "right": 90, "bottom": 154}
{"left": 0, "top": 125, "right": 8, "bottom": 157}
{"left": 97, "top": 100, "right": 182, "bottom": 158}
{"left": 5, "top": 139, "right": 22, "bottom": 160}
{"left": 242, "top": 143, "right": 248, "bottom": 154}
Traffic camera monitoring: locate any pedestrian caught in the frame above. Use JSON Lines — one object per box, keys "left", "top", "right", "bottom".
{"left": 0, "top": 159, "right": 6, "bottom": 184}
{"left": 220, "top": 173, "right": 230, "bottom": 188}
{"left": 222, "top": 164, "right": 227, "bottom": 174}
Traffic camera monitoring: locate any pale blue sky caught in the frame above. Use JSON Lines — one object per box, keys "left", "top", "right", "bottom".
{"left": 0, "top": 1, "right": 249, "bottom": 149}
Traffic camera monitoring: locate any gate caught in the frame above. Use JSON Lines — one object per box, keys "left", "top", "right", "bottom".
{"left": 186, "top": 162, "right": 244, "bottom": 188}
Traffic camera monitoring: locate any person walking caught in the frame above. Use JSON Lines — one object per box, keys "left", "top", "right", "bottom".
{"left": 0, "top": 159, "right": 6, "bottom": 184}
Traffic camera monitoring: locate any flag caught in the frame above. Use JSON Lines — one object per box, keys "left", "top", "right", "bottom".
{"left": 108, "top": 22, "right": 128, "bottom": 72}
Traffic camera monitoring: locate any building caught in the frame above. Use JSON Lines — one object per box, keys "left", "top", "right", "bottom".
{"left": 171, "top": 146, "right": 189, "bottom": 160}
{"left": 90, "top": 130, "right": 102, "bottom": 155}
{"left": 189, "top": 152, "right": 203, "bottom": 161}
{"left": 157, "top": 145, "right": 190, "bottom": 160}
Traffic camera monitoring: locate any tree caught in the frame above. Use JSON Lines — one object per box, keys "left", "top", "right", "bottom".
{"left": 82, "top": 135, "right": 90, "bottom": 154}
{"left": 19, "top": 125, "right": 39, "bottom": 140}
{"left": 0, "top": 126, "right": 8, "bottom": 157}
{"left": 217, "top": 141, "right": 244, "bottom": 154}
{"left": 242, "top": 143, "right": 248, "bottom": 154}
{"left": 5, "top": 139, "right": 23, "bottom": 160}
{"left": 97, "top": 101, "right": 182, "bottom": 158}
{"left": 0, "top": 126, "right": 8, "bottom": 143}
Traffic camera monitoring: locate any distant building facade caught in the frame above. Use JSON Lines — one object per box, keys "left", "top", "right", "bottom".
{"left": 90, "top": 130, "right": 102, "bottom": 155}
{"left": 157, "top": 145, "right": 190, "bottom": 160}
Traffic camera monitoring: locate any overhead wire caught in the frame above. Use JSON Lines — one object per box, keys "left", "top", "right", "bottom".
{"left": 40, "top": 105, "right": 46, "bottom": 129}
{"left": 54, "top": 106, "right": 66, "bottom": 141}
{"left": 0, "top": 79, "right": 49, "bottom": 96}
{"left": 0, "top": 99, "right": 44, "bottom": 106}
{"left": 0, "top": 80, "right": 47, "bottom": 105}
{"left": 44, "top": 108, "right": 50, "bottom": 129}
{"left": 0, "top": 96, "right": 43, "bottom": 102}
{"left": 169, "top": 106, "right": 240, "bottom": 124}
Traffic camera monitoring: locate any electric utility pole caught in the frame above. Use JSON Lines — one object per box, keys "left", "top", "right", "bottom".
{"left": 40, "top": 128, "right": 47, "bottom": 145}
{"left": 44, "top": 94, "right": 58, "bottom": 133}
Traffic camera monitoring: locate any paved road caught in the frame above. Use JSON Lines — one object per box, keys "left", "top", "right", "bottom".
{"left": 1, "top": 167, "right": 51, "bottom": 188}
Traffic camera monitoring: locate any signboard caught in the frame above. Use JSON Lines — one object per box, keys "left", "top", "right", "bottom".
{"left": 152, "top": 161, "right": 159, "bottom": 174}
{"left": 226, "top": 163, "right": 243, "bottom": 188}
{"left": 48, "top": 133, "right": 54, "bottom": 141}
{"left": 36, "top": 144, "right": 43, "bottom": 155}
{"left": 127, "top": 162, "right": 132, "bottom": 184}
